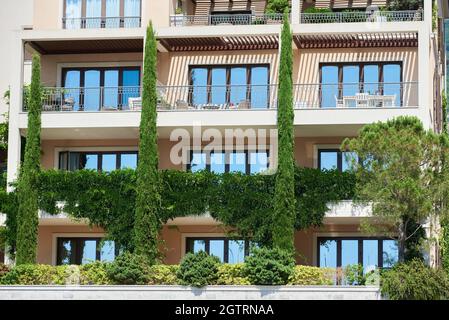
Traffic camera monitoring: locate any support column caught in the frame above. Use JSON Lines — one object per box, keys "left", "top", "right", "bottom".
{"left": 417, "top": 0, "right": 432, "bottom": 130}
{"left": 6, "top": 35, "right": 24, "bottom": 191}
{"left": 291, "top": 0, "right": 301, "bottom": 25}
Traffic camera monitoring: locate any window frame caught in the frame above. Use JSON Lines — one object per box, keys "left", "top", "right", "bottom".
{"left": 59, "top": 150, "right": 138, "bottom": 171}
{"left": 56, "top": 237, "right": 119, "bottom": 265}
{"left": 185, "top": 237, "right": 250, "bottom": 263}
{"left": 317, "top": 236, "right": 398, "bottom": 270}
{"left": 188, "top": 64, "right": 271, "bottom": 107}
{"left": 319, "top": 62, "right": 404, "bottom": 107}
{"left": 186, "top": 149, "right": 270, "bottom": 175}
{"left": 63, "top": 0, "right": 142, "bottom": 28}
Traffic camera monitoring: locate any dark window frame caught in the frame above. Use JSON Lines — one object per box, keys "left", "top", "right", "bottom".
{"left": 59, "top": 150, "right": 138, "bottom": 171}
{"left": 56, "top": 237, "right": 119, "bottom": 265}
{"left": 62, "top": 0, "right": 142, "bottom": 28}
{"left": 61, "top": 66, "right": 141, "bottom": 111}
{"left": 186, "top": 237, "right": 250, "bottom": 263}
{"left": 186, "top": 149, "right": 270, "bottom": 175}
{"left": 319, "top": 62, "right": 404, "bottom": 107}
{"left": 317, "top": 148, "right": 359, "bottom": 172}
{"left": 317, "top": 236, "right": 398, "bottom": 270}
{"left": 188, "top": 64, "right": 271, "bottom": 107}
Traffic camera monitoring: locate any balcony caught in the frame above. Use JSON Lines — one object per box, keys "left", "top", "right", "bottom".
{"left": 23, "top": 82, "right": 417, "bottom": 113}
{"left": 293, "top": 82, "right": 418, "bottom": 109}
{"left": 62, "top": 16, "right": 141, "bottom": 29}
{"left": 170, "top": 13, "right": 285, "bottom": 27}
{"left": 300, "top": 10, "right": 423, "bottom": 24}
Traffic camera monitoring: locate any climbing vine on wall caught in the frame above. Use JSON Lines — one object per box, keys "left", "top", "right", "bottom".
{"left": 2, "top": 167, "right": 355, "bottom": 254}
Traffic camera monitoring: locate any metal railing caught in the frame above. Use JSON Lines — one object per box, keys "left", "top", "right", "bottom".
{"left": 62, "top": 16, "right": 141, "bottom": 29}
{"left": 292, "top": 82, "right": 418, "bottom": 109}
{"left": 170, "top": 13, "right": 284, "bottom": 26}
{"left": 156, "top": 84, "right": 278, "bottom": 110}
{"left": 23, "top": 82, "right": 418, "bottom": 112}
{"left": 23, "top": 86, "right": 142, "bottom": 112}
{"left": 300, "top": 10, "right": 422, "bottom": 24}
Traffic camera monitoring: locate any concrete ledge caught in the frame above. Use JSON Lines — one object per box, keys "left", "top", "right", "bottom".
{"left": 0, "top": 285, "right": 381, "bottom": 300}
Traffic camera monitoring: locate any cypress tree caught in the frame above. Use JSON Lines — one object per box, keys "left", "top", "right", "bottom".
{"left": 133, "top": 22, "right": 161, "bottom": 262}
{"left": 272, "top": 12, "right": 296, "bottom": 252}
{"left": 16, "top": 54, "right": 42, "bottom": 265}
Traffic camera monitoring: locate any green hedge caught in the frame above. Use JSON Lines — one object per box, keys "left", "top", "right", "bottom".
{"left": 0, "top": 262, "right": 368, "bottom": 287}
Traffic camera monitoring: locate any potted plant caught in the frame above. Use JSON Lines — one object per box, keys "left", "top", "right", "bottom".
{"left": 173, "top": 6, "right": 185, "bottom": 26}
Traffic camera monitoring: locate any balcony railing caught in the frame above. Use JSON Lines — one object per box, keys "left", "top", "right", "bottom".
{"left": 23, "top": 82, "right": 418, "bottom": 112}
{"left": 23, "top": 86, "right": 141, "bottom": 112}
{"left": 170, "top": 13, "right": 284, "bottom": 27}
{"left": 292, "top": 82, "right": 418, "bottom": 109}
{"left": 300, "top": 10, "right": 422, "bottom": 24}
{"left": 62, "top": 16, "right": 141, "bottom": 29}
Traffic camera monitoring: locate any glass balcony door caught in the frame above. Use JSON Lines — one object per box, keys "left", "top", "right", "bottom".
{"left": 124, "top": 0, "right": 141, "bottom": 28}
{"left": 106, "top": 0, "right": 121, "bottom": 28}
{"left": 62, "top": 67, "right": 140, "bottom": 111}
{"left": 65, "top": 0, "right": 82, "bottom": 29}
{"left": 85, "top": 0, "right": 102, "bottom": 28}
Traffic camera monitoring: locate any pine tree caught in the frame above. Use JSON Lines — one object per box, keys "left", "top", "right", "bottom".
{"left": 272, "top": 12, "right": 296, "bottom": 252}
{"left": 16, "top": 54, "right": 42, "bottom": 265}
{"left": 133, "top": 22, "right": 161, "bottom": 262}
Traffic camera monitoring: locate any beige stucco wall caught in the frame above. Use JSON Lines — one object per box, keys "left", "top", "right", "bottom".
{"left": 40, "top": 52, "right": 143, "bottom": 87}
{"left": 157, "top": 49, "right": 279, "bottom": 87}
{"left": 40, "top": 138, "right": 181, "bottom": 170}
{"left": 36, "top": 223, "right": 361, "bottom": 265}
{"left": 38, "top": 225, "right": 105, "bottom": 265}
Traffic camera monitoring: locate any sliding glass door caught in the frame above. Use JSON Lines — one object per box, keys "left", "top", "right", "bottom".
{"left": 124, "top": 0, "right": 141, "bottom": 28}
{"left": 62, "top": 67, "right": 140, "bottom": 111}
{"left": 85, "top": 0, "right": 102, "bottom": 28}
{"left": 65, "top": 0, "right": 82, "bottom": 29}
{"left": 106, "top": 0, "right": 121, "bottom": 28}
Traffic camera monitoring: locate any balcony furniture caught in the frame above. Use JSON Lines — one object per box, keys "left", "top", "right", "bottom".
{"left": 43, "top": 105, "right": 55, "bottom": 112}
{"left": 335, "top": 95, "right": 344, "bottom": 108}
{"left": 101, "top": 106, "right": 118, "bottom": 111}
{"left": 128, "top": 97, "right": 142, "bottom": 111}
{"left": 175, "top": 100, "right": 189, "bottom": 110}
{"left": 342, "top": 93, "right": 397, "bottom": 108}
{"left": 238, "top": 100, "right": 250, "bottom": 110}
{"left": 61, "top": 98, "right": 75, "bottom": 111}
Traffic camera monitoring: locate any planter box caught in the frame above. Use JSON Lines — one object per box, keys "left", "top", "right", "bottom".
{"left": 0, "top": 285, "right": 381, "bottom": 300}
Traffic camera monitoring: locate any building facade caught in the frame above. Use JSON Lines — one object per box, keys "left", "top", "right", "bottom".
{"left": 2, "top": 0, "right": 448, "bottom": 269}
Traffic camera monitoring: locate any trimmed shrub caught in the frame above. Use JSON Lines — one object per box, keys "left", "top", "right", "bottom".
{"left": 176, "top": 251, "right": 220, "bottom": 287}
{"left": 343, "top": 264, "right": 365, "bottom": 286}
{"left": 147, "top": 264, "right": 179, "bottom": 285}
{"left": 381, "top": 259, "right": 449, "bottom": 300}
{"left": 80, "top": 261, "right": 110, "bottom": 285}
{"left": 216, "top": 264, "right": 250, "bottom": 285}
{"left": 0, "top": 263, "right": 10, "bottom": 283}
{"left": 288, "top": 265, "right": 334, "bottom": 285}
{"left": 106, "top": 252, "right": 150, "bottom": 285}
{"left": 243, "top": 248, "right": 295, "bottom": 285}
{"left": 1, "top": 264, "right": 68, "bottom": 285}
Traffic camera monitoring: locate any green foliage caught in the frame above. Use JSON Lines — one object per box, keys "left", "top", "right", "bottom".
{"left": 243, "top": 247, "right": 295, "bottom": 285}
{"left": 273, "top": 12, "right": 295, "bottom": 252}
{"left": 80, "top": 261, "right": 111, "bottom": 285}
{"left": 287, "top": 265, "right": 334, "bottom": 285}
{"left": 16, "top": 54, "right": 41, "bottom": 265}
{"left": 381, "top": 259, "right": 449, "bottom": 300}
{"left": 303, "top": 7, "right": 332, "bottom": 14}
{"left": 386, "top": 0, "right": 423, "bottom": 10}
{"left": 216, "top": 264, "right": 250, "bottom": 285}
{"left": 0, "top": 264, "right": 10, "bottom": 283}
{"left": 176, "top": 251, "right": 220, "bottom": 287}
{"left": 2, "top": 167, "right": 354, "bottom": 255}
{"left": 342, "top": 116, "right": 449, "bottom": 262}
{"left": 343, "top": 264, "right": 365, "bottom": 285}
{"left": 106, "top": 252, "right": 150, "bottom": 285}
{"left": 441, "top": 220, "right": 449, "bottom": 274}
{"left": 0, "top": 264, "right": 69, "bottom": 285}
{"left": 443, "top": 93, "right": 448, "bottom": 135}
{"left": 147, "top": 264, "right": 179, "bottom": 285}
{"left": 0, "top": 90, "right": 8, "bottom": 152}
{"left": 265, "top": 0, "right": 290, "bottom": 14}
{"left": 134, "top": 22, "right": 161, "bottom": 262}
